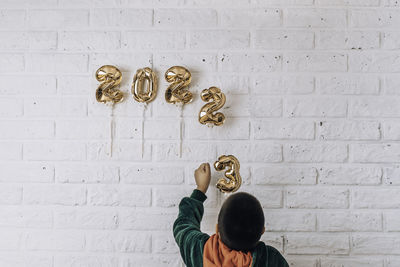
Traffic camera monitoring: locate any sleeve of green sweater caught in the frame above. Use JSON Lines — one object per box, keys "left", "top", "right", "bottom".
{"left": 173, "top": 189, "right": 210, "bottom": 267}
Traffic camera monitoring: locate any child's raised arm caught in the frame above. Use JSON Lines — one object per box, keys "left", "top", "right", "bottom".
{"left": 173, "top": 163, "right": 211, "bottom": 267}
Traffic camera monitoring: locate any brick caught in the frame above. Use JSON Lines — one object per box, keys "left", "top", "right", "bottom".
{"left": 0, "top": 184, "right": 22, "bottom": 204}
{"left": 0, "top": 54, "right": 24, "bottom": 72}
{"left": 25, "top": 230, "right": 85, "bottom": 251}
{"left": 319, "top": 166, "right": 382, "bottom": 185}
{"left": 153, "top": 233, "right": 179, "bottom": 254}
{"left": 0, "top": 163, "right": 54, "bottom": 183}
{"left": 352, "top": 144, "right": 400, "bottom": 163}
{"left": 285, "top": 8, "right": 347, "bottom": 28}
{"left": 250, "top": 96, "right": 282, "bottom": 117}
{"left": 320, "top": 258, "right": 383, "bottom": 267}
{"left": 219, "top": 53, "right": 282, "bottom": 73}
{"left": 264, "top": 211, "right": 316, "bottom": 231}
{"left": 284, "top": 143, "right": 348, "bottom": 163}
{"left": 27, "top": 9, "right": 89, "bottom": 29}
{"left": 24, "top": 184, "right": 86, "bottom": 205}
{"left": 154, "top": 142, "right": 216, "bottom": 162}
{"left": 0, "top": 207, "right": 52, "bottom": 228}
{"left": 353, "top": 189, "right": 400, "bottom": 208}
{"left": 254, "top": 166, "right": 317, "bottom": 185}
{"left": 254, "top": 75, "right": 315, "bottom": 95}
{"left": 188, "top": 74, "right": 249, "bottom": 95}
{"left": 154, "top": 53, "right": 217, "bottom": 73}
{"left": 287, "top": 188, "right": 349, "bottom": 208}
{"left": 387, "top": 259, "right": 400, "bottom": 267}
{"left": 56, "top": 163, "right": 119, "bottom": 183}
{"left": 0, "top": 253, "right": 52, "bottom": 267}
{"left": 316, "top": 31, "right": 379, "bottom": 50}
{"left": 384, "top": 121, "right": 400, "bottom": 140}
{"left": 54, "top": 255, "right": 118, "bottom": 267}
{"left": 86, "top": 141, "right": 151, "bottom": 161}
{"left": 213, "top": 142, "right": 281, "bottom": 163}
{"left": 254, "top": 120, "right": 314, "bottom": 139}
{"left": 384, "top": 166, "right": 400, "bottom": 185}
{"left": 220, "top": 9, "right": 282, "bottom": 27}
{"left": 0, "top": 231, "right": 23, "bottom": 250}
{"left": 286, "top": 257, "right": 318, "bottom": 267}
{"left": 0, "top": 10, "right": 25, "bottom": 29}
{"left": 0, "top": 31, "right": 57, "bottom": 50}
{"left": 352, "top": 97, "right": 400, "bottom": 117}
{"left": 24, "top": 141, "right": 86, "bottom": 161}
{"left": 144, "top": 119, "right": 180, "bottom": 140}
{"left": 26, "top": 53, "right": 88, "bottom": 73}
{"left": 121, "top": 165, "right": 184, "bottom": 184}
{"left": 123, "top": 31, "right": 186, "bottom": 50}
{"left": 121, "top": 255, "right": 181, "bottom": 267}
{"left": 316, "top": 0, "right": 380, "bottom": 5}
{"left": 0, "top": 98, "right": 23, "bottom": 117}
{"left": 384, "top": 75, "right": 400, "bottom": 95}
{"left": 91, "top": 8, "right": 152, "bottom": 27}
{"left": 285, "top": 53, "right": 347, "bottom": 72}
{"left": 351, "top": 10, "right": 400, "bottom": 28}
{"left": 285, "top": 97, "right": 347, "bottom": 117}
{"left": 120, "top": 210, "right": 176, "bottom": 230}
{"left": 54, "top": 208, "right": 118, "bottom": 229}
{"left": 88, "top": 185, "right": 151, "bottom": 206}
{"left": 350, "top": 53, "right": 400, "bottom": 73}
{"left": 352, "top": 234, "right": 400, "bottom": 254}
{"left": 385, "top": 211, "right": 400, "bottom": 231}
{"left": 59, "top": 31, "right": 120, "bottom": 51}
{"left": 255, "top": 30, "right": 314, "bottom": 49}
{"left": 286, "top": 234, "right": 349, "bottom": 255}
{"left": 58, "top": 75, "right": 90, "bottom": 95}
{"left": 318, "top": 121, "right": 380, "bottom": 140}
{"left": 382, "top": 32, "right": 400, "bottom": 50}
{"left": 317, "top": 75, "right": 380, "bottom": 95}
{"left": 0, "top": 120, "right": 54, "bottom": 140}
{"left": 56, "top": 119, "right": 110, "bottom": 139}
{"left": 87, "top": 232, "right": 151, "bottom": 252}
{"left": 318, "top": 212, "right": 382, "bottom": 231}
{"left": 0, "top": 76, "right": 56, "bottom": 95}
{"left": 0, "top": 142, "right": 22, "bottom": 160}
{"left": 185, "top": 119, "right": 250, "bottom": 140}
{"left": 155, "top": 8, "right": 217, "bottom": 27}
{"left": 24, "top": 97, "right": 87, "bottom": 117}
{"left": 190, "top": 30, "right": 249, "bottom": 49}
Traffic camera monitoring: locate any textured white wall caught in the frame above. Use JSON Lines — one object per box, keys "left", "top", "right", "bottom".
{"left": 0, "top": 0, "right": 400, "bottom": 266}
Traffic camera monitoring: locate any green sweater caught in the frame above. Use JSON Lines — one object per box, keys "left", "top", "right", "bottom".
{"left": 173, "top": 189, "right": 289, "bottom": 267}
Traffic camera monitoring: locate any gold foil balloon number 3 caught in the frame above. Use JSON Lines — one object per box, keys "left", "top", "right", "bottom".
{"left": 215, "top": 155, "right": 242, "bottom": 193}
{"left": 95, "top": 65, "right": 124, "bottom": 104}
{"left": 132, "top": 67, "right": 157, "bottom": 103}
{"left": 199, "top": 87, "right": 226, "bottom": 126}
{"left": 165, "top": 66, "right": 192, "bottom": 104}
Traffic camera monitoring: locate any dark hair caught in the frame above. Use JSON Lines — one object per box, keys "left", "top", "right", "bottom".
{"left": 217, "top": 192, "right": 265, "bottom": 252}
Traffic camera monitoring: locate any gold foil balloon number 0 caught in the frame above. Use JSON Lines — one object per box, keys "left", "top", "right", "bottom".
{"left": 215, "top": 155, "right": 242, "bottom": 193}
{"left": 95, "top": 65, "right": 124, "bottom": 104}
{"left": 132, "top": 67, "right": 157, "bottom": 103}
{"left": 165, "top": 66, "right": 192, "bottom": 104}
{"left": 199, "top": 87, "right": 226, "bottom": 126}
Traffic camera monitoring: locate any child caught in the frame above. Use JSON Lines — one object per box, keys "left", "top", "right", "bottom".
{"left": 173, "top": 163, "right": 289, "bottom": 267}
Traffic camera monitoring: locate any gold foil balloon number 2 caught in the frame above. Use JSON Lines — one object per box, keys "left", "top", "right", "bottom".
{"left": 95, "top": 65, "right": 124, "bottom": 104}
{"left": 199, "top": 87, "right": 226, "bottom": 126}
{"left": 165, "top": 66, "right": 193, "bottom": 104}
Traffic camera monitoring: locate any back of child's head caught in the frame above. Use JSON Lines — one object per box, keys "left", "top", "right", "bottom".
{"left": 217, "top": 192, "right": 265, "bottom": 252}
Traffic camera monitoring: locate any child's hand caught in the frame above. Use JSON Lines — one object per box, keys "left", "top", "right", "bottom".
{"left": 194, "top": 163, "right": 211, "bottom": 194}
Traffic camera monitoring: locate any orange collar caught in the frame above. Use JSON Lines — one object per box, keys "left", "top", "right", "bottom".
{"left": 203, "top": 234, "right": 252, "bottom": 267}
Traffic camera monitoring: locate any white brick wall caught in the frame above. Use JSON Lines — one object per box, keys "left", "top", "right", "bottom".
{"left": 0, "top": 0, "right": 399, "bottom": 266}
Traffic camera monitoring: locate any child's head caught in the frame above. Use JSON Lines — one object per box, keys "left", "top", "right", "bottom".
{"left": 217, "top": 192, "right": 265, "bottom": 252}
